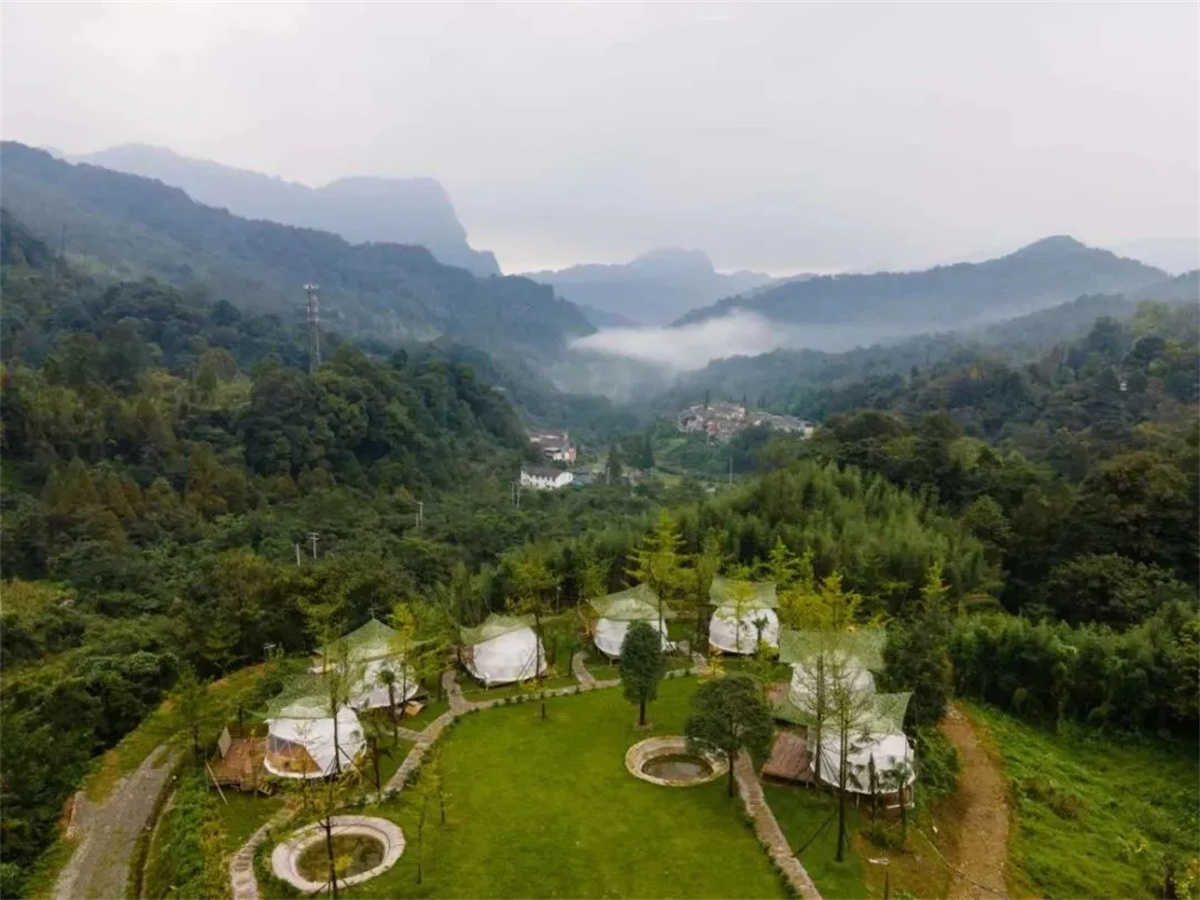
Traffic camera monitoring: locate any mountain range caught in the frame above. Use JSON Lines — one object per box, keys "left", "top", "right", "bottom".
{"left": 524, "top": 248, "right": 779, "bottom": 325}
{"left": 674, "top": 235, "right": 1167, "bottom": 331}
{"left": 0, "top": 142, "right": 590, "bottom": 361}
{"left": 69, "top": 143, "right": 500, "bottom": 276}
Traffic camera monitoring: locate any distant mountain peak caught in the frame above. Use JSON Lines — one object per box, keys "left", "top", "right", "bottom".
{"left": 1011, "top": 235, "right": 1090, "bottom": 256}
{"left": 71, "top": 143, "right": 500, "bottom": 276}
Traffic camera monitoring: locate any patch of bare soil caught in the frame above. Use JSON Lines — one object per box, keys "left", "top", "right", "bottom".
{"left": 939, "top": 704, "right": 1011, "bottom": 899}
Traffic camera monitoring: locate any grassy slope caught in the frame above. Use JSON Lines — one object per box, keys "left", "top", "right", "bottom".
{"left": 343, "top": 677, "right": 786, "bottom": 898}
{"left": 763, "top": 785, "right": 868, "bottom": 899}
{"left": 968, "top": 702, "right": 1200, "bottom": 899}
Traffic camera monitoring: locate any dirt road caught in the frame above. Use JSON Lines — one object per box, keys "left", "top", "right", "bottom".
{"left": 54, "top": 744, "right": 181, "bottom": 900}
{"left": 939, "top": 704, "right": 1011, "bottom": 899}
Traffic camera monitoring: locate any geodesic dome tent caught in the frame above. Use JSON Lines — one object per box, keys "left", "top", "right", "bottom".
{"left": 460, "top": 614, "right": 546, "bottom": 686}
{"left": 309, "top": 618, "right": 419, "bottom": 711}
{"left": 588, "top": 584, "right": 672, "bottom": 657}
{"left": 264, "top": 683, "right": 365, "bottom": 779}
{"left": 708, "top": 576, "right": 779, "bottom": 654}
{"left": 811, "top": 693, "right": 915, "bottom": 795}
{"left": 779, "top": 628, "right": 887, "bottom": 711}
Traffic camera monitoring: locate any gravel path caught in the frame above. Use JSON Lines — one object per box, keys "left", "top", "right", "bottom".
{"left": 940, "top": 704, "right": 1011, "bottom": 899}
{"left": 55, "top": 743, "right": 182, "bottom": 900}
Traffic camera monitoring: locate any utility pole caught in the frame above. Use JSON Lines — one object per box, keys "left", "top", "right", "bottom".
{"left": 307, "top": 531, "right": 320, "bottom": 560}
{"left": 728, "top": 456, "right": 733, "bottom": 485}
{"left": 304, "top": 283, "right": 321, "bottom": 374}
{"left": 295, "top": 543, "right": 302, "bottom": 566}
{"left": 416, "top": 501, "right": 424, "bottom": 530}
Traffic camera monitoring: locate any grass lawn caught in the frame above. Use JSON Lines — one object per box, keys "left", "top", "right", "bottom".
{"left": 213, "top": 790, "right": 286, "bottom": 854}
{"left": 460, "top": 674, "right": 578, "bottom": 702}
{"left": 967, "top": 702, "right": 1200, "bottom": 899}
{"left": 343, "top": 677, "right": 787, "bottom": 898}
{"left": 763, "top": 784, "right": 868, "bottom": 900}
{"left": 374, "top": 738, "right": 416, "bottom": 786}
{"left": 403, "top": 696, "right": 451, "bottom": 730}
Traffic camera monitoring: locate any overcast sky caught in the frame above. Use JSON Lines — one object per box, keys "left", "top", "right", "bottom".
{"left": 3, "top": 2, "right": 1197, "bottom": 274}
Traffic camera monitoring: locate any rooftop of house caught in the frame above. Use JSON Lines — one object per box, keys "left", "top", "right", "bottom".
{"left": 522, "top": 465, "right": 568, "bottom": 479}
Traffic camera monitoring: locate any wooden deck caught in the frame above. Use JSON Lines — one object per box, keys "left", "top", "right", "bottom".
{"left": 761, "top": 730, "right": 813, "bottom": 784}
{"left": 210, "top": 737, "right": 270, "bottom": 792}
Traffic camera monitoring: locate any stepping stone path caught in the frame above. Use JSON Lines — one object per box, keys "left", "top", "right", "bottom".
{"left": 572, "top": 650, "right": 597, "bottom": 689}
{"left": 230, "top": 802, "right": 295, "bottom": 900}
{"left": 230, "top": 666, "right": 820, "bottom": 899}
{"left": 733, "top": 751, "right": 823, "bottom": 900}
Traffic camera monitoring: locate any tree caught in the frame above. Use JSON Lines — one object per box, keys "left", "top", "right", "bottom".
{"left": 386, "top": 601, "right": 420, "bottom": 740}
{"left": 173, "top": 665, "right": 209, "bottom": 765}
{"left": 825, "top": 652, "right": 878, "bottom": 861}
{"left": 685, "top": 673, "right": 774, "bottom": 797}
{"left": 620, "top": 620, "right": 666, "bottom": 726}
{"left": 605, "top": 444, "right": 623, "bottom": 484}
{"left": 507, "top": 548, "right": 557, "bottom": 719}
{"left": 684, "top": 531, "right": 723, "bottom": 648}
{"left": 881, "top": 562, "right": 953, "bottom": 727}
{"left": 625, "top": 511, "right": 684, "bottom": 637}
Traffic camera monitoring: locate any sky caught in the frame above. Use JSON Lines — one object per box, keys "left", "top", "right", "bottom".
{"left": 3, "top": 2, "right": 1198, "bottom": 275}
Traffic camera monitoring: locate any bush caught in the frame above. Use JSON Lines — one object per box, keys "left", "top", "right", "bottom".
{"left": 916, "top": 725, "right": 959, "bottom": 798}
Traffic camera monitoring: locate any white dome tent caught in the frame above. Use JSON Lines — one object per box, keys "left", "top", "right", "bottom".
{"left": 310, "top": 618, "right": 419, "bottom": 712}
{"left": 708, "top": 575, "right": 779, "bottom": 654}
{"left": 588, "top": 584, "right": 671, "bottom": 658}
{"left": 815, "top": 728, "right": 916, "bottom": 796}
{"left": 264, "top": 690, "right": 366, "bottom": 780}
{"left": 461, "top": 614, "right": 546, "bottom": 686}
{"left": 774, "top": 627, "right": 915, "bottom": 802}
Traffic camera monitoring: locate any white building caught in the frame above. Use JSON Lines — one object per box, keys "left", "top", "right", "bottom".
{"left": 520, "top": 465, "right": 574, "bottom": 490}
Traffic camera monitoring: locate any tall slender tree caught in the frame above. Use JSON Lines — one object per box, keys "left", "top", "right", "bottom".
{"left": 620, "top": 620, "right": 666, "bottom": 726}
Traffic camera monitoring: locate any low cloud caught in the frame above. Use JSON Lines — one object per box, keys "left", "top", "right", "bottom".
{"left": 571, "top": 308, "right": 786, "bottom": 370}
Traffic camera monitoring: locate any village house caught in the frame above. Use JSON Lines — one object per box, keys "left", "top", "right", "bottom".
{"left": 528, "top": 430, "right": 577, "bottom": 463}
{"left": 676, "top": 402, "right": 815, "bottom": 442}
{"left": 520, "top": 465, "right": 574, "bottom": 490}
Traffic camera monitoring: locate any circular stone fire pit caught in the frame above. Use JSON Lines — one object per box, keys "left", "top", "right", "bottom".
{"left": 271, "top": 815, "right": 404, "bottom": 893}
{"left": 625, "top": 736, "right": 727, "bottom": 787}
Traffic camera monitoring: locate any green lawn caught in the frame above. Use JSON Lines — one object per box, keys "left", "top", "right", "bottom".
{"left": 460, "top": 674, "right": 578, "bottom": 702}
{"left": 342, "top": 677, "right": 787, "bottom": 898}
{"left": 763, "top": 785, "right": 868, "bottom": 900}
{"left": 967, "top": 703, "right": 1200, "bottom": 899}
{"left": 213, "top": 790, "right": 285, "bottom": 853}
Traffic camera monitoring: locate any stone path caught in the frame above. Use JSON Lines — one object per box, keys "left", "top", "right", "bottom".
{"left": 444, "top": 668, "right": 470, "bottom": 714}
{"left": 392, "top": 725, "right": 425, "bottom": 742}
{"left": 733, "top": 750, "right": 823, "bottom": 900}
{"left": 572, "top": 650, "right": 596, "bottom": 688}
{"left": 230, "top": 803, "right": 295, "bottom": 900}
{"left": 939, "top": 704, "right": 1010, "bottom": 899}
{"left": 54, "top": 744, "right": 182, "bottom": 900}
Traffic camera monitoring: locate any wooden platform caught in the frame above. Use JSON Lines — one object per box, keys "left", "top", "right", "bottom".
{"left": 210, "top": 737, "right": 269, "bottom": 792}
{"left": 761, "top": 730, "right": 813, "bottom": 784}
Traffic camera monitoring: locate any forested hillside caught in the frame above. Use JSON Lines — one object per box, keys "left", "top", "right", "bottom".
{"left": 2, "top": 192, "right": 1196, "bottom": 900}
{"left": 675, "top": 235, "right": 1165, "bottom": 329}
{"left": 76, "top": 143, "right": 501, "bottom": 276}
{"left": 0, "top": 143, "right": 591, "bottom": 359}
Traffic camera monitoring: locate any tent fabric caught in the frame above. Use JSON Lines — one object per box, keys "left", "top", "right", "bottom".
{"left": 593, "top": 616, "right": 669, "bottom": 658}
{"left": 350, "top": 657, "right": 419, "bottom": 710}
{"left": 460, "top": 613, "right": 535, "bottom": 647}
{"left": 778, "top": 628, "right": 886, "bottom": 669}
{"left": 709, "top": 605, "right": 780, "bottom": 654}
{"left": 315, "top": 617, "right": 398, "bottom": 664}
{"left": 264, "top": 705, "right": 364, "bottom": 779}
{"left": 814, "top": 730, "right": 915, "bottom": 794}
{"left": 465, "top": 626, "right": 546, "bottom": 686}
{"left": 587, "top": 584, "right": 672, "bottom": 621}
{"left": 709, "top": 575, "right": 778, "bottom": 609}
{"left": 787, "top": 653, "right": 877, "bottom": 711}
